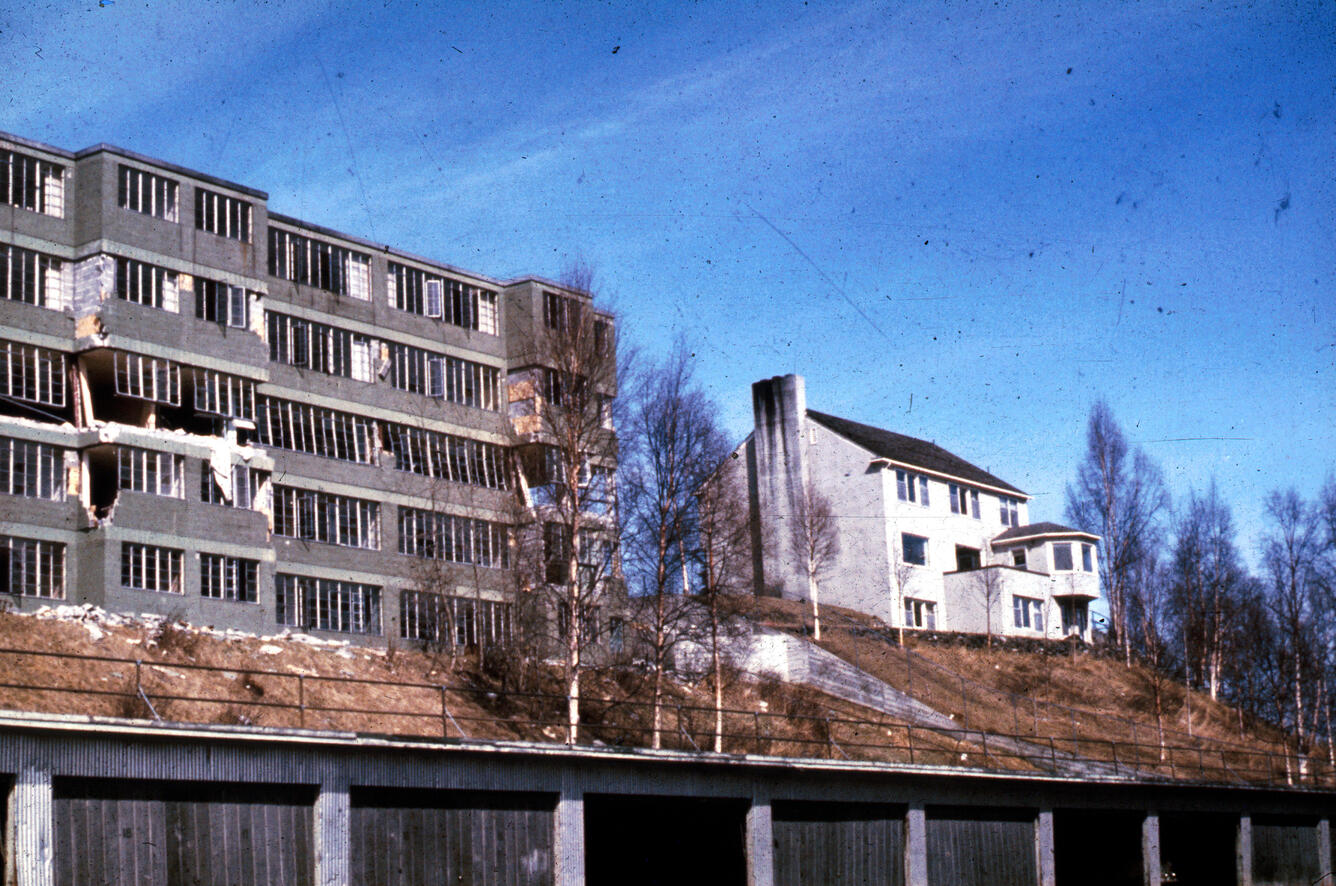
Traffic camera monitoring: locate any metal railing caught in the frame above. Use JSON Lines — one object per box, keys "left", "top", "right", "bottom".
{"left": 0, "top": 644, "right": 1329, "bottom": 790}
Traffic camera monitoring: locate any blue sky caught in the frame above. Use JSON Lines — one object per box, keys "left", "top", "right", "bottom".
{"left": 2, "top": 0, "right": 1332, "bottom": 566}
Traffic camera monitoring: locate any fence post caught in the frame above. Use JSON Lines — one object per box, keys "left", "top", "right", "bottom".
{"left": 298, "top": 674, "right": 306, "bottom": 729}
{"left": 440, "top": 686, "right": 449, "bottom": 738}
{"left": 1110, "top": 741, "right": 1119, "bottom": 777}
{"left": 825, "top": 717, "right": 833, "bottom": 759}
{"left": 907, "top": 726, "right": 915, "bottom": 765}
{"left": 1049, "top": 737, "right": 1058, "bottom": 772}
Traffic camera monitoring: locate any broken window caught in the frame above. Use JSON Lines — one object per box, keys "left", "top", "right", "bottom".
{"left": 1013, "top": 595, "right": 1044, "bottom": 631}
{"left": 114, "top": 352, "right": 180, "bottom": 405}
{"left": 255, "top": 396, "right": 374, "bottom": 463}
{"left": 269, "top": 228, "right": 369, "bottom": 299}
{"left": 399, "top": 591, "right": 512, "bottom": 647}
{"left": 1, "top": 340, "right": 66, "bottom": 408}
{"left": 0, "top": 535, "right": 65, "bottom": 598}
{"left": 0, "top": 436, "right": 63, "bottom": 500}
{"left": 267, "top": 312, "right": 373, "bottom": 381}
{"left": 903, "top": 598, "right": 936, "bottom": 630}
{"left": 276, "top": 574, "right": 381, "bottom": 634}
{"left": 115, "top": 257, "right": 180, "bottom": 312}
{"left": 397, "top": 507, "right": 510, "bottom": 567}
{"left": 543, "top": 291, "right": 581, "bottom": 332}
{"left": 118, "top": 165, "right": 179, "bottom": 222}
{"left": 200, "top": 553, "right": 258, "bottom": 602}
{"left": 194, "top": 277, "right": 249, "bottom": 328}
{"left": 117, "top": 446, "right": 184, "bottom": 497}
{"left": 273, "top": 485, "right": 379, "bottom": 549}
{"left": 999, "top": 496, "right": 1020, "bottom": 527}
{"left": 901, "top": 532, "right": 928, "bottom": 566}
{"left": 386, "top": 342, "right": 500, "bottom": 409}
{"left": 121, "top": 542, "right": 183, "bottom": 593}
{"left": 0, "top": 148, "right": 64, "bottom": 217}
{"left": 557, "top": 602, "right": 600, "bottom": 643}
{"left": 381, "top": 421, "right": 508, "bottom": 489}
{"left": 195, "top": 188, "right": 252, "bottom": 242}
{"left": 387, "top": 262, "right": 499, "bottom": 333}
{"left": 200, "top": 464, "right": 265, "bottom": 509}
{"left": 896, "top": 469, "right": 929, "bottom": 506}
{"left": 2, "top": 244, "right": 68, "bottom": 310}
{"left": 193, "top": 368, "right": 255, "bottom": 420}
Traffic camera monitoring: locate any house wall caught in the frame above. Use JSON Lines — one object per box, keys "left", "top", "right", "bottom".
{"left": 744, "top": 374, "right": 1099, "bottom": 640}
{"left": 802, "top": 419, "right": 895, "bottom": 623}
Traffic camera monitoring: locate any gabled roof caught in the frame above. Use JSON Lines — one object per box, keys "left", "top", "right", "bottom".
{"left": 993, "top": 522, "right": 1100, "bottom": 544}
{"left": 806, "top": 410, "right": 1025, "bottom": 495}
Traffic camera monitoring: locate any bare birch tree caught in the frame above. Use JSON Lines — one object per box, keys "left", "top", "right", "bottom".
{"left": 1065, "top": 400, "right": 1169, "bottom": 666}
{"left": 1262, "top": 488, "right": 1322, "bottom": 753}
{"left": 970, "top": 564, "right": 1004, "bottom": 649}
{"left": 696, "top": 441, "right": 753, "bottom": 752}
{"left": 791, "top": 479, "right": 840, "bottom": 641}
{"left": 620, "top": 341, "right": 723, "bottom": 749}
{"left": 517, "top": 261, "right": 620, "bottom": 744}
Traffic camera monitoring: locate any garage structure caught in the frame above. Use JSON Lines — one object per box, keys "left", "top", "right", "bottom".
{"left": 2, "top": 712, "right": 1334, "bottom": 885}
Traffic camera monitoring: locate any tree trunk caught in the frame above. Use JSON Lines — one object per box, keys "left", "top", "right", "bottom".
{"left": 652, "top": 587, "right": 666, "bottom": 750}
{"left": 710, "top": 590, "right": 723, "bottom": 754}
{"left": 809, "top": 570, "right": 821, "bottom": 642}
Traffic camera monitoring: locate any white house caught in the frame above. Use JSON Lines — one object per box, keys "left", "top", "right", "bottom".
{"left": 723, "top": 375, "right": 1100, "bottom": 641}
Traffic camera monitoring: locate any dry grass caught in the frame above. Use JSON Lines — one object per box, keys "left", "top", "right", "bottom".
{"left": 743, "top": 596, "right": 1307, "bottom": 782}
{"left": 0, "top": 605, "right": 1004, "bottom": 769}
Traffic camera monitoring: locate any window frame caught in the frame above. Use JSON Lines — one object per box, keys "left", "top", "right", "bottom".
{"left": 901, "top": 532, "right": 929, "bottom": 567}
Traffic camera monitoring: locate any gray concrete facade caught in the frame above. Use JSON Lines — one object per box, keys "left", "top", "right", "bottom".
{"left": 0, "top": 130, "right": 623, "bottom": 650}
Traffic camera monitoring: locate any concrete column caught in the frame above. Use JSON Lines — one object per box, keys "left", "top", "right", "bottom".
{"left": 554, "top": 786, "right": 585, "bottom": 886}
{"left": 905, "top": 802, "right": 928, "bottom": 886}
{"left": 1236, "top": 815, "right": 1252, "bottom": 886}
{"left": 1035, "top": 808, "right": 1056, "bottom": 886}
{"left": 745, "top": 790, "right": 775, "bottom": 886}
{"left": 1142, "top": 811, "right": 1161, "bottom": 886}
{"left": 314, "top": 779, "right": 350, "bottom": 886}
{"left": 1316, "top": 818, "right": 1331, "bottom": 885}
{"left": 6, "top": 768, "right": 54, "bottom": 886}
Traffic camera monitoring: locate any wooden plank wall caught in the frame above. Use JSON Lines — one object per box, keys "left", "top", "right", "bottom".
{"left": 349, "top": 788, "right": 554, "bottom": 886}
{"left": 925, "top": 808, "right": 1036, "bottom": 886}
{"left": 772, "top": 801, "right": 905, "bottom": 886}
{"left": 1252, "top": 819, "right": 1319, "bottom": 886}
{"left": 52, "top": 779, "right": 315, "bottom": 886}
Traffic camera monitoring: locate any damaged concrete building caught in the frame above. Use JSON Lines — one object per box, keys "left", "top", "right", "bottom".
{"left": 0, "top": 131, "right": 622, "bottom": 649}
